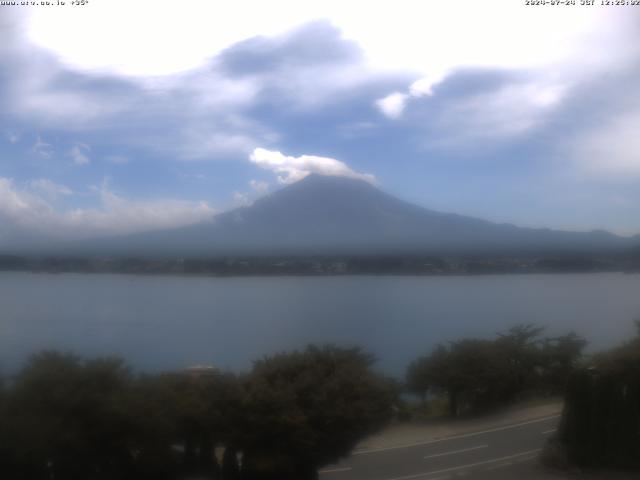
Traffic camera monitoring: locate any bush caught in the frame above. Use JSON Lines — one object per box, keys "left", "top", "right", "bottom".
{"left": 558, "top": 331, "right": 640, "bottom": 470}
{"left": 0, "top": 345, "right": 394, "bottom": 480}
{"left": 406, "top": 325, "right": 585, "bottom": 417}
{"left": 238, "top": 345, "right": 395, "bottom": 479}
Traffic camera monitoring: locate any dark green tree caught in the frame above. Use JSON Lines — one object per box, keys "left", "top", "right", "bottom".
{"left": 221, "top": 446, "right": 240, "bottom": 480}
{"left": 125, "top": 375, "right": 181, "bottom": 480}
{"left": 406, "top": 340, "right": 512, "bottom": 416}
{"left": 0, "top": 372, "right": 12, "bottom": 476}
{"left": 559, "top": 330, "right": 640, "bottom": 469}
{"left": 5, "top": 351, "right": 135, "bottom": 480}
{"left": 169, "top": 371, "right": 244, "bottom": 478}
{"left": 406, "top": 344, "right": 448, "bottom": 404}
{"left": 405, "top": 325, "right": 582, "bottom": 417}
{"left": 495, "top": 324, "right": 545, "bottom": 398}
{"left": 238, "top": 345, "right": 394, "bottom": 480}
{"left": 539, "top": 332, "right": 587, "bottom": 393}
{"left": 444, "top": 339, "right": 512, "bottom": 415}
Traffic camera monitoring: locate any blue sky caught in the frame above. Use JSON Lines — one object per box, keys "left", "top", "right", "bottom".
{"left": 1, "top": 0, "right": 639, "bottom": 245}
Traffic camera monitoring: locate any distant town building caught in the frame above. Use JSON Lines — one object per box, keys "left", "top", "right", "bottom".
{"left": 182, "top": 364, "right": 221, "bottom": 379}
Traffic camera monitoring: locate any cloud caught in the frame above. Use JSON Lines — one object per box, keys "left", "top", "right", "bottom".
{"left": 24, "top": 0, "right": 627, "bottom": 82}
{"left": 9, "top": 3, "right": 637, "bottom": 139}
{"left": 228, "top": 182, "right": 269, "bottom": 210}
{"left": 67, "top": 186, "right": 215, "bottom": 237}
{"left": 570, "top": 109, "right": 640, "bottom": 178}
{"left": 376, "top": 92, "right": 408, "bottom": 119}
{"left": 376, "top": 73, "right": 448, "bottom": 118}
{"left": 409, "top": 73, "right": 449, "bottom": 97}
{"left": 3, "top": 15, "right": 384, "bottom": 157}
{"left": 374, "top": 70, "right": 569, "bottom": 145}
{"left": 0, "top": 177, "right": 216, "bottom": 245}
{"left": 249, "top": 147, "right": 376, "bottom": 184}
{"left": 0, "top": 13, "right": 267, "bottom": 159}
{"left": 31, "top": 136, "right": 53, "bottom": 158}
{"left": 431, "top": 77, "right": 568, "bottom": 143}
{"left": 249, "top": 179, "right": 269, "bottom": 194}
{"left": 231, "top": 191, "right": 251, "bottom": 207}
{"left": 177, "top": 128, "right": 264, "bottom": 160}
{"left": 69, "top": 143, "right": 90, "bottom": 165}
{"left": 0, "top": 16, "right": 408, "bottom": 162}
{"left": 25, "top": 0, "right": 323, "bottom": 77}
{"left": 217, "top": 21, "right": 375, "bottom": 110}
{"left": 1, "top": 1, "right": 639, "bottom": 241}
{"left": 220, "top": 20, "right": 361, "bottom": 77}
{"left": 4, "top": 131, "right": 20, "bottom": 144}
{"left": 0, "top": 178, "right": 53, "bottom": 235}
{"left": 28, "top": 178, "right": 73, "bottom": 198}
{"left": 371, "top": 6, "right": 638, "bottom": 134}
{"left": 1, "top": 22, "right": 134, "bottom": 131}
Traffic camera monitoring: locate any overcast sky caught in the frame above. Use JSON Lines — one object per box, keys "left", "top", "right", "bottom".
{"left": 1, "top": 0, "right": 639, "bottom": 244}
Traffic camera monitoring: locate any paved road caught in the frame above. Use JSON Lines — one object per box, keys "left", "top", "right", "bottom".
{"left": 319, "top": 415, "right": 562, "bottom": 480}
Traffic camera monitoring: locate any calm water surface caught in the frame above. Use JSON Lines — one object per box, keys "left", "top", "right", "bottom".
{"left": 1, "top": 272, "right": 639, "bottom": 376}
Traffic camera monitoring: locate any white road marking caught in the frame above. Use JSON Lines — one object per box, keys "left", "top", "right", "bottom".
{"left": 487, "top": 453, "right": 539, "bottom": 470}
{"left": 353, "top": 415, "right": 560, "bottom": 455}
{"left": 319, "top": 467, "right": 353, "bottom": 474}
{"left": 423, "top": 444, "right": 488, "bottom": 460}
{"left": 541, "top": 428, "right": 557, "bottom": 435}
{"left": 382, "top": 449, "right": 541, "bottom": 480}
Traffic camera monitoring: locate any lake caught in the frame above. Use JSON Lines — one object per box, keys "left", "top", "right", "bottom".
{"left": 1, "top": 272, "right": 639, "bottom": 377}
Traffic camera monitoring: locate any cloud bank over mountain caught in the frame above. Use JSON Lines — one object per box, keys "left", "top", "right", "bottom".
{"left": 0, "top": 2, "right": 639, "bottom": 242}
{"left": 0, "top": 177, "right": 215, "bottom": 245}
{"left": 250, "top": 148, "right": 376, "bottom": 185}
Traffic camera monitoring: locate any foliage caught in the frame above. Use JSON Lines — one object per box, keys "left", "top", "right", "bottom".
{"left": 0, "top": 345, "right": 393, "bottom": 480}
{"left": 238, "top": 345, "right": 395, "bottom": 479}
{"left": 539, "top": 332, "right": 587, "bottom": 393}
{"left": 1, "top": 351, "right": 134, "bottom": 480}
{"left": 406, "top": 325, "right": 586, "bottom": 416}
{"left": 559, "top": 330, "right": 640, "bottom": 469}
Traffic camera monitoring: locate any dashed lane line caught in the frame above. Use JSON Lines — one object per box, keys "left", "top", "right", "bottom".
{"left": 381, "top": 449, "right": 542, "bottom": 480}
{"left": 319, "top": 467, "right": 353, "bottom": 474}
{"left": 486, "top": 453, "right": 540, "bottom": 471}
{"left": 423, "top": 444, "right": 488, "bottom": 460}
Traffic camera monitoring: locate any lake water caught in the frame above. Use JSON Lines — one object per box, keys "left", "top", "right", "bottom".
{"left": 1, "top": 272, "right": 639, "bottom": 377}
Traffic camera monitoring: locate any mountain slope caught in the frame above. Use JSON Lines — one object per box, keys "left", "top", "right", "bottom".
{"left": 61, "top": 174, "right": 637, "bottom": 257}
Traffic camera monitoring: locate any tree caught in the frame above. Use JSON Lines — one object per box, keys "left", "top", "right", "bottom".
{"left": 167, "top": 370, "right": 244, "bottom": 478}
{"left": 558, "top": 327, "right": 640, "bottom": 469}
{"left": 0, "top": 372, "right": 13, "bottom": 476}
{"left": 4, "top": 351, "right": 135, "bottom": 480}
{"left": 539, "top": 332, "right": 587, "bottom": 393}
{"left": 221, "top": 446, "right": 240, "bottom": 480}
{"left": 406, "top": 344, "right": 448, "bottom": 404}
{"left": 495, "top": 324, "right": 545, "bottom": 398}
{"left": 445, "top": 339, "right": 513, "bottom": 415}
{"left": 238, "top": 345, "right": 394, "bottom": 480}
{"left": 125, "top": 375, "right": 181, "bottom": 480}
{"left": 406, "top": 340, "right": 513, "bottom": 416}
{"left": 405, "top": 325, "right": 582, "bottom": 417}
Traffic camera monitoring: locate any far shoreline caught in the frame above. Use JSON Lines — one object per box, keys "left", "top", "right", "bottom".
{"left": 1, "top": 252, "right": 638, "bottom": 277}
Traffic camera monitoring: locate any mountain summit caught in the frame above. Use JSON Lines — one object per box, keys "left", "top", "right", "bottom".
{"left": 64, "top": 174, "right": 636, "bottom": 257}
